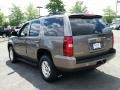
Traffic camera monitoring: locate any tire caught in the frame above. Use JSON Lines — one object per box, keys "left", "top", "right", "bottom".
{"left": 39, "top": 54, "right": 58, "bottom": 82}
{"left": 8, "top": 46, "right": 17, "bottom": 63}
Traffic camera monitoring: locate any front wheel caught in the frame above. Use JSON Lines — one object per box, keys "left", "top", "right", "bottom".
{"left": 8, "top": 46, "right": 17, "bottom": 63}
{"left": 39, "top": 55, "right": 58, "bottom": 82}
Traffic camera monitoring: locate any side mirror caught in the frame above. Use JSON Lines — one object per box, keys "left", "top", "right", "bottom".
{"left": 11, "top": 31, "right": 18, "bottom": 36}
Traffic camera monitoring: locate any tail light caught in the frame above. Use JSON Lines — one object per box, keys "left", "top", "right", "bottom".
{"left": 63, "top": 36, "right": 73, "bottom": 57}
{"left": 112, "top": 32, "right": 114, "bottom": 48}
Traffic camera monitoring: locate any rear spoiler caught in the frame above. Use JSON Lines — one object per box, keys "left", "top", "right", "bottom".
{"left": 69, "top": 14, "right": 102, "bottom": 19}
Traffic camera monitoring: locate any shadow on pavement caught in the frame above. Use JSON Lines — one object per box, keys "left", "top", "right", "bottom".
{"left": 6, "top": 60, "right": 120, "bottom": 90}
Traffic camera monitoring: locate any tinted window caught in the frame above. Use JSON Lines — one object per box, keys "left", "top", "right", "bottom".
{"left": 19, "top": 23, "right": 29, "bottom": 37}
{"left": 29, "top": 20, "right": 40, "bottom": 36}
{"left": 70, "top": 18, "right": 107, "bottom": 36}
{"left": 42, "top": 17, "right": 64, "bottom": 36}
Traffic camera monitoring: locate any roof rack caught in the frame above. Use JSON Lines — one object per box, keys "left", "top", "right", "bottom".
{"left": 46, "top": 12, "right": 65, "bottom": 16}
{"left": 29, "top": 12, "right": 66, "bottom": 20}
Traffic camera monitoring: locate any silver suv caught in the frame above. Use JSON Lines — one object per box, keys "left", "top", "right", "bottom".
{"left": 8, "top": 14, "right": 116, "bottom": 82}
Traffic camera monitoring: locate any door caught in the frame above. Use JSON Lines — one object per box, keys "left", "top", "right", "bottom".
{"left": 14, "top": 23, "right": 30, "bottom": 57}
{"left": 26, "top": 20, "right": 41, "bottom": 60}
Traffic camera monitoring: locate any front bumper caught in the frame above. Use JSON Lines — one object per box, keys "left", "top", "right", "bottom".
{"left": 53, "top": 48, "right": 116, "bottom": 71}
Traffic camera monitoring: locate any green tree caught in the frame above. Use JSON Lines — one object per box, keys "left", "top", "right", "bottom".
{"left": 9, "top": 4, "right": 24, "bottom": 26}
{"left": 103, "top": 6, "right": 116, "bottom": 23}
{"left": 25, "top": 3, "right": 38, "bottom": 20}
{"left": 3, "top": 22, "right": 9, "bottom": 28}
{"left": 46, "top": 0, "right": 65, "bottom": 14}
{"left": 0, "top": 10, "right": 4, "bottom": 26}
{"left": 70, "top": 1, "right": 87, "bottom": 13}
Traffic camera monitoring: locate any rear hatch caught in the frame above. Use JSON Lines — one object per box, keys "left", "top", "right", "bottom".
{"left": 69, "top": 14, "right": 113, "bottom": 58}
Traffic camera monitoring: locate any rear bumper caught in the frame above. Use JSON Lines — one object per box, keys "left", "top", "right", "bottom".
{"left": 53, "top": 48, "right": 116, "bottom": 71}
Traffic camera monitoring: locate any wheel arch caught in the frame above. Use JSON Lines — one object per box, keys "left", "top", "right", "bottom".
{"left": 8, "top": 43, "right": 13, "bottom": 49}
{"left": 37, "top": 49, "right": 53, "bottom": 62}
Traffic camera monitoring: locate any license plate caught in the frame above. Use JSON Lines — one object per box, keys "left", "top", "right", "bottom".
{"left": 93, "top": 43, "right": 101, "bottom": 49}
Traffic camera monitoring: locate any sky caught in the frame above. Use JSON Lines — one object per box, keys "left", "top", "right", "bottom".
{"left": 0, "top": 0, "right": 119, "bottom": 16}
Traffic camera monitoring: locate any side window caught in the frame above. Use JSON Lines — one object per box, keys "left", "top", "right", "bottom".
{"left": 29, "top": 20, "right": 40, "bottom": 37}
{"left": 42, "top": 17, "right": 64, "bottom": 36}
{"left": 19, "top": 23, "right": 29, "bottom": 37}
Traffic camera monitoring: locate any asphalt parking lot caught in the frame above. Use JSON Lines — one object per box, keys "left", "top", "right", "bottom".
{"left": 0, "top": 30, "right": 120, "bottom": 90}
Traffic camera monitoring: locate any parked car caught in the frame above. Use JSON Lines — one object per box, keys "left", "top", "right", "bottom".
{"left": 0, "top": 27, "right": 4, "bottom": 37}
{"left": 14, "top": 26, "right": 21, "bottom": 32}
{"left": 10, "top": 26, "right": 21, "bottom": 36}
{"left": 110, "top": 20, "right": 120, "bottom": 30}
{"left": 8, "top": 14, "right": 116, "bottom": 82}
{"left": 0, "top": 27, "right": 11, "bottom": 37}
{"left": 4, "top": 27, "right": 12, "bottom": 37}
{"left": 11, "top": 26, "right": 21, "bottom": 32}
{"left": 2, "top": 26, "right": 21, "bottom": 37}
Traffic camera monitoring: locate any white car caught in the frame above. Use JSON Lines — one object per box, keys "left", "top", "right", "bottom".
{"left": 14, "top": 26, "right": 21, "bottom": 32}
{"left": 110, "top": 21, "right": 120, "bottom": 30}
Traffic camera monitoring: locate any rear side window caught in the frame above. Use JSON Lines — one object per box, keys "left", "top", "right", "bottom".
{"left": 69, "top": 18, "right": 107, "bottom": 36}
{"left": 29, "top": 20, "right": 40, "bottom": 36}
{"left": 42, "top": 17, "right": 64, "bottom": 36}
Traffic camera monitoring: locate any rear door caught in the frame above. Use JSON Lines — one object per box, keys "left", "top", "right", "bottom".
{"left": 26, "top": 19, "right": 41, "bottom": 60}
{"left": 69, "top": 15, "right": 113, "bottom": 58}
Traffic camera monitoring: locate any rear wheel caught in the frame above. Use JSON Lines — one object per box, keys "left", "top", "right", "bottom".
{"left": 39, "top": 54, "right": 58, "bottom": 82}
{"left": 8, "top": 46, "right": 17, "bottom": 63}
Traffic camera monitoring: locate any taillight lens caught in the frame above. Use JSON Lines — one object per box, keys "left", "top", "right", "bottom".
{"left": 112, "top": 32, "right": 114, "bottom": 48}
{"left": 63, "top": 36, "right": 73, "bottom": 57}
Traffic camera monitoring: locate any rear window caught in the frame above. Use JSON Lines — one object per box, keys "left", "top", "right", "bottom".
{"left": 69, "top": 18, "right": 107, "bottom": 36}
